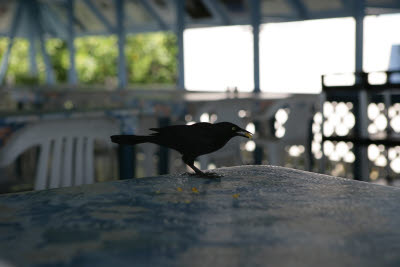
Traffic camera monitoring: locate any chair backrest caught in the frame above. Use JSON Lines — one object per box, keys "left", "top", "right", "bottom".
{"left": 0, "top": 118, "right": 119, "bottom": 190}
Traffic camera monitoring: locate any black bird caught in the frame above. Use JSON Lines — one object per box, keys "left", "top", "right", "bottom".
{"left": 111, "top": 122, "right": 253, "bottom": 176}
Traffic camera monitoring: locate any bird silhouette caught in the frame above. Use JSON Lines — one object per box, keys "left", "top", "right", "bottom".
{"left": 111, "top": 122, "right": 253, "bottom": 176}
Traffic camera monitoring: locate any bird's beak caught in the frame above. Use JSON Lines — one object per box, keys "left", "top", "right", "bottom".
{"left": 237, "top": 129, "right": 253, "bottom": 139}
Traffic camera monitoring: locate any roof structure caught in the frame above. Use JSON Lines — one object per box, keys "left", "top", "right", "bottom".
{"left": 0, "top": 0, "right": 399, "bottom": 90}
{"left": 0, "top": 0, "right": 400, "bottom": 38}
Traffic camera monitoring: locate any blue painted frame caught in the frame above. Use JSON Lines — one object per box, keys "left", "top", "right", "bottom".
{"left": 355, "top": 0, "right": 364, "bottom": 73}
{"left": 176, "top": 0, "right": 185, "bottom": 90}
{"left": 83, "top": 0, "right": 115, "bottom": 33}
{"left": 29, "top": 0, "right": 56, "bottom": 85}
{"left": 251, "top": 0, "right": 261, "bottom": 93}
{"left": 137, "top": 0, "right": 169, "bottom": 31}
{"left": 116, "top": 0, "right": 126, "bottom": 89}
{"left": 41, "top": 3, "right": 68, "bottom": 39}
{"left": 0, "top": 0, "right": 24, "bottom": 85}
{"left": 202, "top": 0, "right": 231, "bottom": 25}
{"left": 28, "top": 30, "right": 38, "bottom": 76}
{"left": 286, "top": 0, "right": 309, "bottom": 20}
{"left": 67, "top": 0, "right": 77, "bottom": 85}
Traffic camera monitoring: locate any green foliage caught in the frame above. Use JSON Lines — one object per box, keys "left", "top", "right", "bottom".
{"left": 0, "top": 32, "right": 177, "bottom": 86}
{"left": 0, "top": 38, "right": 34, "bottom": 84}
{"left": 126, "top": 33, "right": 178, "bottom": 84}
{"left": 46, "top": 39, "right": 69, "bottom": 83}
{"left": 75, "top": 36, "right": 118, "bottom": 85}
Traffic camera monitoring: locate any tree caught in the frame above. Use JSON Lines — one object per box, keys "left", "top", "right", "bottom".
{"left": 0, "top": 32, "right": 177, "bottom": 87}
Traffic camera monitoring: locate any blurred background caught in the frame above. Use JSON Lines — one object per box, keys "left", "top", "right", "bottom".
{"left": 0, "top": 0, "right": 400, "bottom": 193}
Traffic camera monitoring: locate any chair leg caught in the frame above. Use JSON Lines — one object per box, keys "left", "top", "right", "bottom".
{"left": 34, "top": 142, "right": 51, "bottom": 190}
{"left": 49, "top": 138, "right": 62, "bottom": 189}
{"left": 85, "top": 138, "right": 94, "bottom": 184}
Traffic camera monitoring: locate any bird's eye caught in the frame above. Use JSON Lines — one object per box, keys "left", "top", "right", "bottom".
{"left": 232, "top": 127, "right": 236, "bottom": 131}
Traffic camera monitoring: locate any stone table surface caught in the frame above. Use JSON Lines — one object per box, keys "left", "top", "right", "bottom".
{"left": 0, "top": 165, "right": 400, "bottom": 267}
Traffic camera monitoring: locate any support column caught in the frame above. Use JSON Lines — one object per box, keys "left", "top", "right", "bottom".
{"left": 119, "top": 146, "right": 135, "bottom": 179}
{"left": 251, "top": 0, "right": 261, "bottom": 93}
{"left": 118, "top": 116, "right": 137, "bottom": 179}
{"left": 354, "top": 0, "right": 369, "bottom": 181}
{"left": 0, "top": 1, "right": 24, "bottom": 85}
{"left": 67, "top": 0, "right": 77, "bottom": 85}
{"left": 176, "top": 0, "right": 185, "bottom": 90}
{"left": 355, "top": 0, "right": 364, "bottom": 75}
{"left": 28, "top": 28, "right": 38, "bottom": 76}
{"left": 29, "top": 0, "right": 55, "bottom": 85}
{"left": 38, "top": 36, "right": 55, "bottom": 84}
{"left": 116, "top": 0, "right": 127, "bottom": 89}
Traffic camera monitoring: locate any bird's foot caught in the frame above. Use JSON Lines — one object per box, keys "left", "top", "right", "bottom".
{"left": 197, "top": 171, "right": 223, "bottom": 178}
{"left": 180, "top": 172, "right": 199, "bottom": 177}
{"left": 179, "top": 171, "right": 223, "bottom": 178}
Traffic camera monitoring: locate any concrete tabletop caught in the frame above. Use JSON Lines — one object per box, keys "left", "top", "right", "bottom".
{"left": 0, "top": 165, "right": 399, "bottom": 267}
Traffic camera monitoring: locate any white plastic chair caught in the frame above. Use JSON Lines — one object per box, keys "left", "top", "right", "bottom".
{"left": 0, "top": 118, "right": 119, "bottom": 190}
{"left": 254, "top": 96, "right": 317, "bottom": 169}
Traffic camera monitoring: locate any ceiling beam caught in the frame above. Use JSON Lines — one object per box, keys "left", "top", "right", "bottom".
{"left": 44, "top": 2, "right": 87, "bottom": 35}
{"left": 137, "top": 0, "right": 170, "bottom": 31}
{"left": 83, "top": 0, "right": 115, "bottom": 33}
{"left": 286, "top": 0, "right": 309, "bottom": 20}
{"left": 339, "top": 0, "right": 353, "bottom": 13}
{"left": 201, "top": 0, "right": 231, "bottom": 25}
{"left": 29, "top": 0, "right": 56, "bottom": 84}
{"left": 0, "top": 0, "right": 24, "bottom": 84}
{"left": 367, "top": 2, "right": 400, "bottom": 10}
{"left": 41, "top": 3, "right": 68, "bottom": 38}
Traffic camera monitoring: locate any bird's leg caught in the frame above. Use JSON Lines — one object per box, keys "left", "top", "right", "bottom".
{"left": 182, "top": 156, "right": 205, "bottom": 175}
{"left": 181, "top": 156, "right": 222, "bottom": 178}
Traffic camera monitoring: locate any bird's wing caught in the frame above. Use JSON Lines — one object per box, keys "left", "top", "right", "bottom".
{"left": 189, "top": 123, "right": 223, "bottom": 144}
{"left": 188, "top": 123, "right": 230, "bottom": 154}
{"left": 150, "top": 123, "right": 212, "bottom": 134}
{"left": 149, "top": 125, "right": 189, "bottom": 136}
{"left": 149, "top": 126, "right": 174, "bottom": 135}
{"left": 190, "top": 122, "right": 213, "bottom": 129}
{"left": 189, "top": 123, "right": 217, "bottom": 137}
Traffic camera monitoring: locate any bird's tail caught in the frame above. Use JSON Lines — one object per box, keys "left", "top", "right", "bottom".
{"left": 110, "top": 135, "right": 155, "bottom": 145}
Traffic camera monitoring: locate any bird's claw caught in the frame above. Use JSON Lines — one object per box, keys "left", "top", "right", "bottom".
{"left": 180, "top": 171, "right": 223, "bottom": 178}
{"left": 197, "top": 171, "right": 223, "bottom": 178}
